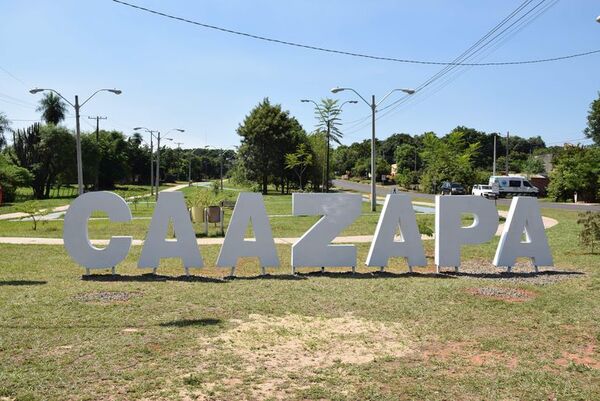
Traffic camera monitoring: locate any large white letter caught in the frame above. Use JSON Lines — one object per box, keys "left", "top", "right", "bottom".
{"left": 435, "top": 195, "right": 499, "bottom": 270}
{"left": 291, "top": 193, "right": 361, "bottom": 272}
{"left": 138, "top": 191, "right": 203, "bottom": 272}
{"left": 63, "top": 191, "right": 132, "bottom": 270}
{"left": 216, "top": 192, "right": 279, "bottom": 273}
{"left": 366, "top": 194, "right": 426, "bottom": 271}
{"left": 493, "top": 197, "right": 553, "bottom": 269}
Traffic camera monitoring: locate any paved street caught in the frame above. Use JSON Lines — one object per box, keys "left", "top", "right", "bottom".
{"left": 333, "top": 179, "right": 600, "bottom": 212}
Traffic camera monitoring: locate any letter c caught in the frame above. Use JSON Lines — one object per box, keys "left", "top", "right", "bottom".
{"left": 63, "top": 192, "right": 132, "bottom": 269}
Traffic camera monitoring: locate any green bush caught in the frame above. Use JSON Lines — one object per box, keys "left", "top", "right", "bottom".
{"left": 0, "top": 154, "right": 32, "bottom": 203}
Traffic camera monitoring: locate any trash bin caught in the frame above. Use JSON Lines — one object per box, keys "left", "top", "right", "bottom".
{"left": 204, "top": 206, "right": 224, "bottom": 235}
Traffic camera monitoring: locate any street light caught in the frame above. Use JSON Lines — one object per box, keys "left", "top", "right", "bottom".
{"left": 300, "top": 99, "right": 357, "bottom": 192}
{"left": 596, "top": 15, "right": 600, "bottom": 23}
{"left": 30, "top": 88, "right": 122, "bottom": 195}
{"left": 331, "top": 87, "right": 414, "bottom": 211}
{"left": 134, "top": 127, "right": 157, "bottom": 197}
{"left": 134, "top": 127, "right": 183, "bottom": 200}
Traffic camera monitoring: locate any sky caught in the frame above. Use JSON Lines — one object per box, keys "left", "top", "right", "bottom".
{"left": 1, "top": 0, "right": 599, "bottom": 150}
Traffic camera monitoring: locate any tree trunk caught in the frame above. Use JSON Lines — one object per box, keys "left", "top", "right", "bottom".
{"left": 262, "top": 174, "right": 268, "bottom": 195}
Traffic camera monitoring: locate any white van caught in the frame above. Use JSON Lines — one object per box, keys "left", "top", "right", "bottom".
{"left": 488, "top": 176, "right": 539, "bottom": 198}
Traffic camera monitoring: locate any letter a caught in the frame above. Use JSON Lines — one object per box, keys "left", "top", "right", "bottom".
{"left": 366, "top": 194, "right": 426, "bottom": 271}
{"left": 138, "top": 191, "right": 203, "bottom": 273}
{"left": 493, "top": 197, "right": 553, "bottom": 269}
{"left": 216, "top": 193, "right": 279, "bottom": 272}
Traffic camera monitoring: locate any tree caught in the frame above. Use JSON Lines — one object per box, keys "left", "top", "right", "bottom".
{"left": 36, "top": 93, "right": 67, "bottom": 125}
{"left": 237, "top": 98, "right": 305, "bottom": 194}
{"left": 0, "top": 112, "right": 9, "bottom": 150}
{"left": 584, "top": 92, "right": 600, "bottom": 145}
{"left": 547, "top": 146, "right": 600, "bottom": 202}
{"left": 313, "top": 98, "right": 346, "bottom": 192}
{"left": 15, "top": 201, "right": 47, "bottom": 231}
{"left": 520, "top": 155, "right": 545, "bottom": 178}
{"left": 419, "top": 131, "right": 479, "bottom": 193}
{"left": 11, "top": 123, "right": 76, "bottom": 198}
{"left": 285, "top": 143, "right": 313, "bottom": 190}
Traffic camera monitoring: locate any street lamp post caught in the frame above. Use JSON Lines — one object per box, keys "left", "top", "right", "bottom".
{"left": 30, "top": 88, "right": 121, "bottom": 195}
{"left": 134, "top": 128, "right": 183, "bottom": 199}
{"left": 300, "top": 99, "right": 356, "bottom": 192}
{"left": 134, "top": 127, "right": 157, "bottom": 196}
{"left": 331, "top": 87, "right": 414, "bottom": 211}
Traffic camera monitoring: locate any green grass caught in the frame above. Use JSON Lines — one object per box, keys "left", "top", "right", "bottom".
{"left": 0, "top": 199, "right": 599, "bottom": 400}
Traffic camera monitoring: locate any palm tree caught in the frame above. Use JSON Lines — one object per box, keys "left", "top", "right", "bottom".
{"left": 36, "top": 92, "right": 67, "bottom": 125}
{"left": 314, "top": 98, "right": 343, "bottom": 192}
{"left": 0, "top": 112, "right": 9, "bottom": 149}
{"left": 315, "top": 98, "right": 343, "bottom": 144}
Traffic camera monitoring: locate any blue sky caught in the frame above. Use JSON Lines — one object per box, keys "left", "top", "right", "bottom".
{"left": 1, "top": 0, "right": 599, "bottom": 149}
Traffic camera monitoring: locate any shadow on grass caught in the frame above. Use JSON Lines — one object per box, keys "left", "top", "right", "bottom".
{"left": 225, "top": 274, "right": 307, "bottom": 281}
{"left": 159, "top": 318, "right": 222, "bottom": 328}
{"left": 0, "top": 280, "right": 47, "bottom": 286}
{"left": 81, "top": 274, "right": 226, "bottom": 283}
{"left": 296, "top": 270, "right": 456, "bottom": 280}
{"left": 443, "top": 270, "right": 585, "bottom": 279}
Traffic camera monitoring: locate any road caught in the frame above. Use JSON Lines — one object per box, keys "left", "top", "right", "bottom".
{"left": 333, "top": 179, "right": 600, "bottom": 212}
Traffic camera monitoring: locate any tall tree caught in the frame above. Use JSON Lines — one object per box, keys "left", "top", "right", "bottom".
{"left": 237, "top": 98, "right": 304, "bottom": 194}
{"left": 11, "top": 123, "right": 75, "bottom": 198}
{"left": 584, "top": 91, "right": 600, "bottom": 145}
{"left": 314, "top": 98, "right": 345, "bottom": 191}
{"left": 36, "top": 92, "right": 67, "bottom": 125}
{"left": 285, "top": 143, "right": 313, "bottom": 190}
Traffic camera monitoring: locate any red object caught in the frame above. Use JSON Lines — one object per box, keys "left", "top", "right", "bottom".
{"left": 0, "top": 185, "right": 3, "bottom": 206}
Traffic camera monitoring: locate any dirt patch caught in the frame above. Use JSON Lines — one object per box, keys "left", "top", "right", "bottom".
{"left": 465, "top": 286, "right": 536, "bottom": 302}
{"left": 209, "top": 313, "right": 411, "bottom": 369}
{"left": 185, "top": 313, "right": 411, "bottom": 400}
{"left": 419, "top": 341, "right": 518, "bottom": 370}
{"left": 555, "top": 342, "right": 600, "bottom": 369}
{"left": 73, "top": 291, "right": 141, "bottom": 303}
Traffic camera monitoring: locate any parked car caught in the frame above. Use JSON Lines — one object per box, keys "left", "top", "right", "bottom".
{"left": 440, "top": 182, "right": 466, "bottom": 195}
{"left": 472, "top": 184, "right": 499, "bottom": 199}
{"left": 488, "top": 176, "right": 539, "bottom": 197}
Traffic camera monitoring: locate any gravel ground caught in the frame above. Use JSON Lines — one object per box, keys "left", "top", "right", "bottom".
{"left": 73, "top": 291, "right": 141, "bottom": 303}
{"left": 442, "top": 258, "right": 585, "bottom": 285}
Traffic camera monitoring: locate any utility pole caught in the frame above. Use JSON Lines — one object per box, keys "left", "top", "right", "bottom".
{"left": 505, "top": 131, "right": 510, "bottom": 175}
{"left": 88, "top": 116, "right": 107, "bottom": 191}
{"left": 492, "top": 133, "right": 497, "bottom": 176}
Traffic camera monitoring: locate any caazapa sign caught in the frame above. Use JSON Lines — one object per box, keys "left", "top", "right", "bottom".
{"left": 63, "top": 192, "right": 553, "bottom": 275}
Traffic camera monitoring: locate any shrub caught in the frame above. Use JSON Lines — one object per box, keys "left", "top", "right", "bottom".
{"left": 577, "top": 211, "right": 600, "bottom": 254}
{"left": 0, "top": 154, "right": 32, "bottom": 203}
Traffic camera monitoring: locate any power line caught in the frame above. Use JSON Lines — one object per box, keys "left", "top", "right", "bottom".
{"left": 112, "top": 0, "right": 599, "bottom": 67}
{"left": 0, "top": 65, "right": 29, "bottom": 87}
{"left": 343, "top": 0, "right": 560, "bottom": 136}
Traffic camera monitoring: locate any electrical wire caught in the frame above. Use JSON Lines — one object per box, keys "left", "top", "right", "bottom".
{"left": 111, "top": 0, "right": 599, "bottom": 67}
{"left": 344, "top": 0, "right": 561, "bottom": 136}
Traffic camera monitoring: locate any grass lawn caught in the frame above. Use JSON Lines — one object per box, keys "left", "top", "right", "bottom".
{"left": 0, "top": 190, "right": 599, "bottom": 400}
